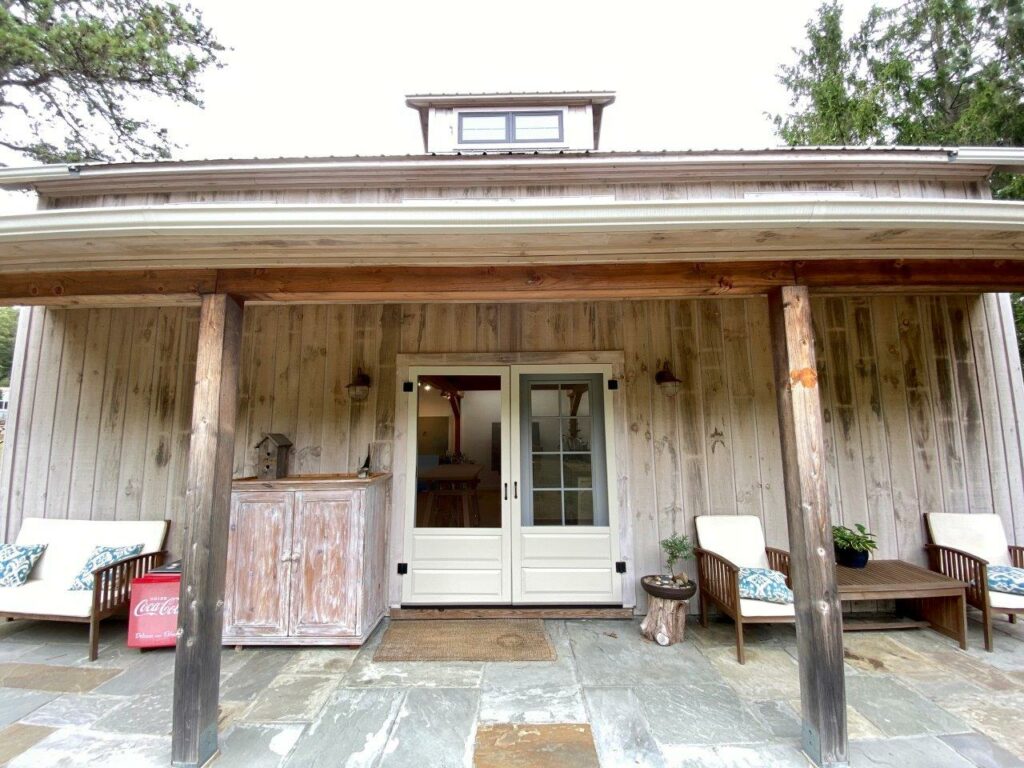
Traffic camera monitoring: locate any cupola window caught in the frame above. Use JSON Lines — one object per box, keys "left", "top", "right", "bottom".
{"left": 458, "top": 110, "right": 563, "bottom": 144}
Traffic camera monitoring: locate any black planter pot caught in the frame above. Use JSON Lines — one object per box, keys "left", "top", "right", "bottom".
{"left": 834, "top": 546, "right": 869, "bottom": 568}
{"left": 641, "top": 575, "right": 697, "bottom": 601}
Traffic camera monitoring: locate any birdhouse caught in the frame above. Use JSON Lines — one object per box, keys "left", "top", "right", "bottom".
{"left": 255, "top": 433, "right": 292, "bottom": 479}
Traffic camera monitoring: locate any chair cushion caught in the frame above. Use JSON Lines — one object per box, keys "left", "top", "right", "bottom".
{"left": 739, "top": 598, "right": 795, "bottom": 618}
{"left": 15, "top": 518, "right": 166, "bottom": 587}
{"left": 695, "top": 515, "right": 770, "bottom": 569}
{"left": 0, "top": 544, "right": 47, "bottom": 587}
{"left": 0, "top": 581, "right": 94, "bottom": 618}
{"left": 739, "top": 567, "right": 794, "bottom": 604}
{"left": 68, "top": 544, "right": 144, "bottom": 591}
{"left": 987, "top": 565, "right": 1024, "bottom": 596}
{"left": 926, "top": 513, "right": 1010, "bottom": 566}
{"left": 989, "top": 590, "right": 1024, "bottom": 611}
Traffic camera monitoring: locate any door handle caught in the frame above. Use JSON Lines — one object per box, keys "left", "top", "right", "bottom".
{"left": 504, "top": 483, "right": 508, "bottom": 501}
{"left": 514, "top": 481, "right": 519, "bottom": 499}
{"left": 280, "top": 551, "right": 292, "bottom": 563}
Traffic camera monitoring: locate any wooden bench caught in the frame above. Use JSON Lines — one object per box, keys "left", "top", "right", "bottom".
{"left": 836, "top": 559, "right": 968, "bottom": 649}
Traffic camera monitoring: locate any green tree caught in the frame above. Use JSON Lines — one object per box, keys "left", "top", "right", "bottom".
{"left": 0, "top": 306, "right": 18, "bottom": 386}
{"left": 0, "top": 1, "right": 223, "bottom": 163}
{"left": 772, "top": 0, "right": 1024, "bottom": 354}
{"left": 772, "top": 0, "right": 1024, "bottom": 199}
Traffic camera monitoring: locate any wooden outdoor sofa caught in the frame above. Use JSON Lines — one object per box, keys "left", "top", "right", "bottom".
{"left": 926, "top": 512, "right": 1024, "bottom": 651}
{"left": 694, "top": 515, "right": 794, "bottom": 664}
{"left": 0, "top": 518, "right": 168, "bottom": 660}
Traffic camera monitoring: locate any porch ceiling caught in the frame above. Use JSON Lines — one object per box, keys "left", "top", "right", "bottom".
{"left": 0, "top": 198, "right": 1022, "bottom": 274}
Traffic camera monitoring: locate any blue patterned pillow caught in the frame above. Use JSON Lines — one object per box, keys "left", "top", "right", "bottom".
{"left": 0, "top": 543, "right": 47, "bottom": 587}
{"left": 68, "top": 544, "right": 144, "bottom": 591}
{"left": 739, "top": 567, "right": 794, "bottom": 604}
{"left": 988, "top": 565, "right": 1024, "bottom": 596}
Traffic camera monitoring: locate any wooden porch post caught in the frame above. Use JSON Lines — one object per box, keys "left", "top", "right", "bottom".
{"left": 767, "top": 286, "right": 848, "bottom": 767}
{"left": 172, "top": 294, "right": 244, "bottom": 767}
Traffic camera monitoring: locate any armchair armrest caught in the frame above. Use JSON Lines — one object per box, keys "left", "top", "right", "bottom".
{"left": 765, "top": 547, "right": 791, "bottom": 581}
{"left": 695, "top": 547, "right": 742, "bottom": 614}
{"left": 925, "top": 543, "right": 987, "bottom": 606}
{"left": 91, "top": 550, "right": 168, "bottom": 617}
{"left": 1010, "top": 546, "right": 1024, "bottom": 569}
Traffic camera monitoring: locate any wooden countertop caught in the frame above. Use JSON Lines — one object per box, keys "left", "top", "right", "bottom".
{"left": 233, "top": 473, "right": 391, "bottom": 490}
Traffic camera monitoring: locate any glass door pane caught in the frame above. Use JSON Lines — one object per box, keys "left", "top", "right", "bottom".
{"left": 414, "top": 374, "right": 503, "bottom": 528}
{"left": 520, "top": 375, "right": 608, "bottom": 527}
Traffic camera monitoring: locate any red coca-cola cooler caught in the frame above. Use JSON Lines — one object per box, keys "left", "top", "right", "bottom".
{"left": 127, "top": 561, "right": 181, "bottom": 649}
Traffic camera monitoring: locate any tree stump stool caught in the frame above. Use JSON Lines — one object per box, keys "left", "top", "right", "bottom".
{"left": 641, "top": 597, "right": 687, "bottom": 646}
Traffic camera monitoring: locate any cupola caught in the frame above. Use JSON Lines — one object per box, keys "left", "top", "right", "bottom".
{"left": 405, "top": 91, "right": 615, "bottom": 154}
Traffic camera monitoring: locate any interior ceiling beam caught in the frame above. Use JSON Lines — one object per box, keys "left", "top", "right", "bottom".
{"left": 5, "top": 259, "right": 1024, "bottom": 306}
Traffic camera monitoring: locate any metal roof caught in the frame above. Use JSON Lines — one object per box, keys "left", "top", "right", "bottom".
{"left": 0, "top": 146, "right": 1020, "bottom": 193}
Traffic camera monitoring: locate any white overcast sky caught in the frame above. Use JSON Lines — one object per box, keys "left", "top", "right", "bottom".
{"left": 2, "top": 0, "right": 894, "bottom": 210}
{"left": 152, "top": 0, "right": 889, "bottom": 158}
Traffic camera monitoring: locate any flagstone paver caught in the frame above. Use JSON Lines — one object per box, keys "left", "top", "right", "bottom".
{"left": 474, "top": 723, "right": 600, "bottom": 768}
{"left": 0, "top": 723, "right": 57, "bottom": 764}
{"left": 0, "top": 615, "right": 1020, "bottom": 766}
{"left": 19, "top": 692, "right": 127, "bottom": 728}
{"left": 377, "top": 688, "right": 479, "bottom": 767}
{"left": 0, "top": 687, "right": 57, "bottom": 726}
{"left": 0, "top": 662, "right": 120, "bottom": 693}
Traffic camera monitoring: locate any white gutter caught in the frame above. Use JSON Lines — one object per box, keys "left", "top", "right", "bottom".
{"left": 0, "top": 198, "right": 1021, "bottom": 243}
{"left": 951, "top": 147, "right": 1024, "bottom": 172}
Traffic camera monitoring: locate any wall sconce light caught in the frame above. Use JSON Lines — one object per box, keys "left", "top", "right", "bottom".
{"left": 655, "top": 361, "right": 682, "bottom": 397}
{"left": 347, "top": 368, "right": 371, "bottom": 402}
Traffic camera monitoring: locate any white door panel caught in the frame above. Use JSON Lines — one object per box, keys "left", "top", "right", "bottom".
{"left": 520, "top": 568, "right": 615, "bottom": 599}
{"left": 511, "top": 365, "right": 622, "bottom": 605}
{"left": 402, "top": 366, "right": 511, "bottom": 605}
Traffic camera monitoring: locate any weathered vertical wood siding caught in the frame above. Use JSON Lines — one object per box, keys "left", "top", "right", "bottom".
{"left": 3, "top": 295, "right": 1023, "bottom": 604}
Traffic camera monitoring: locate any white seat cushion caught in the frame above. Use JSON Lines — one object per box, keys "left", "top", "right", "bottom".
{"left": 739, "top": 598, "right": 795, "bottom": 618}
{"left": 0, "top": 581, "right": 94, "bottom": 618}
{"left": 927, "top": 513, "right": 1010, "bottom": 567}
{"left": 989, "top": 591, "right": 1024, "bottom": 611}
{"left": 15, "top": 518, "right": 166, "bottom": 589}
{"left": 695, "top": 515, "right": 771, "bottom": 569}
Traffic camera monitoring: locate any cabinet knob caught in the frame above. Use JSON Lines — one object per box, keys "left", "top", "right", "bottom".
{"left": 280, "top": 551, "right": 292, "bottom": 563}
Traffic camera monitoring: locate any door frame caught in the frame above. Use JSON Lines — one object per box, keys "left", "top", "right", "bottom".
{"left": 390, "top": 351, "right": 634, "bottom": 609}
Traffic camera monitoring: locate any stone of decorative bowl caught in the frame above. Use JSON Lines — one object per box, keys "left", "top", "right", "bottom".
{"left": 641, "top": 575, "right": 697, "bottom": 601}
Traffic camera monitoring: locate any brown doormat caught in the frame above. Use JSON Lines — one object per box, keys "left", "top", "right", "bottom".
{"left": 373, "top": 619, "right": 556, "bottom": 662}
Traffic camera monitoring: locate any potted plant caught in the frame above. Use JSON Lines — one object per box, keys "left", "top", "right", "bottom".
{"left": 832, "top": 523, "right": 877, "bottom": 568}
{"left": 641, "top": 533, "right": 697, "bottom": 600}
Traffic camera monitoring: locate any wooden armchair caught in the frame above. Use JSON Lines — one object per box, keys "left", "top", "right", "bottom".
{"left": 925, "top": 513, "right": 1024, "bottom": 651}
{"left": 694, "top": 515, "right": 794, "bottom": 664}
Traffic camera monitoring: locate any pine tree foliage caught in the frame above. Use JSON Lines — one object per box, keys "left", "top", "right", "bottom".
{"left": 0, "top": 0, "right": 223, "bottom": 163}
{"left": 772, "top": 0, "right": 1024, "bottom": 198}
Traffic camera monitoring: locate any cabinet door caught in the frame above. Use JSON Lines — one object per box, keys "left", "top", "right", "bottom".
{"left": 289, "top": 490, "right": 362, "bottom": 637}
{"left": 224, "top": 491, "right": 293, "bottom": 638}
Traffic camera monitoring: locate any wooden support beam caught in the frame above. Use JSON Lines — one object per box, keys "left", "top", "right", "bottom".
{"left": 172, "top": 294, "right": 243, "bottom": 768}
{"left": 767, "top": 285, "right": 847, "bottom": 768}
{"left": 5, "top": 259, "right": 1024, "bottom": 307}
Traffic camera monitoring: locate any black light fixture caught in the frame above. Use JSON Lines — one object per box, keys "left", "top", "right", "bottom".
{"left": 655, "top": 361, "right": 682, "bottom": 397}
{"left": 347, "top": 367, "right": 371, "bottom": 402}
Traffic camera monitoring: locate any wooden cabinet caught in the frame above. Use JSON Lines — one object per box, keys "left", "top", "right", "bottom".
{"left": 223, "top": 474, "right": 389, "bottom": 646}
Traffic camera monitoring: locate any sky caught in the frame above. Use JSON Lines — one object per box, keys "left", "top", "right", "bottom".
{"left": 148, "top": 0, "right": 887, "bottom": 158}
{"left": 1, "top": 0, "right": 894, "bottom": 209}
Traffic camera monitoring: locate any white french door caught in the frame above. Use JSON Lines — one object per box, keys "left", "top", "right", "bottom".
{"left": 401, "top": 363, "right": 621, "bottom": 606}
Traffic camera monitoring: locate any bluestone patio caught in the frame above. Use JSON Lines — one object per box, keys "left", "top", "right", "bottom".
{"left": 0, "top": 616, "right": 1022, "bottom": 767}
